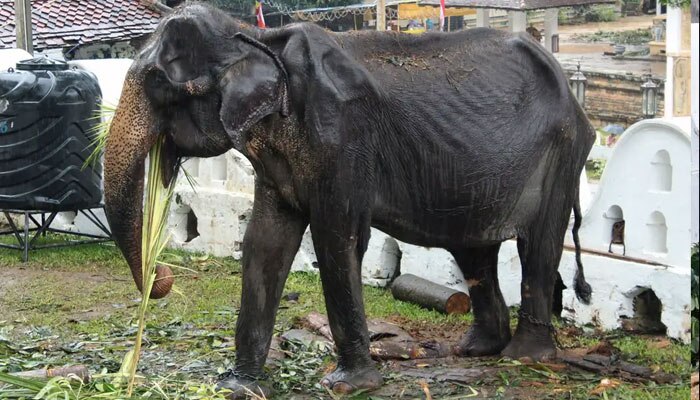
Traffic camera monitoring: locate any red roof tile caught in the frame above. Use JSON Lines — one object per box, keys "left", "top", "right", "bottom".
{"left": 0, "top": 0, "right": 163, "bottom": 51}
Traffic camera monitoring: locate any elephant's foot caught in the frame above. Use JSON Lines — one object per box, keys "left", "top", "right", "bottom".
{"left": 454, "top": 324, "right": 511, "bottom": 357}
{"left": 501, "top": 324, "right": 557, "bottom": 361}
{"left": 216, "top": 372, "right": 272, "bottom": 399}
{"left": 320, "top": 365, "right": 383, "bottom": 395}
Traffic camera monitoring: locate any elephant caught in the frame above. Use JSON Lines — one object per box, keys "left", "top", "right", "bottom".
{"left": 103, "top": 3, "right": 595, "bottom": 397}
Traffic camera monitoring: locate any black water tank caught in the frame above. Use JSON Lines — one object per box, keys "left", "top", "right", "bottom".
{"left": 0, "top": 56, "right": 103, "bottom": 212}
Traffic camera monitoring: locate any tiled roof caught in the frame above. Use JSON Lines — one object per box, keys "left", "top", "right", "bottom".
{"left": 0, "top": 0, "right": 163, "bottom": 51}
{"left": 418, "top": 0, "right": 615, "bottom": 10}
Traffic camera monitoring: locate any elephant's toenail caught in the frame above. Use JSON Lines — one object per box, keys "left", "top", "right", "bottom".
{"left": 320, "top": 379, "right": 331, "bottom": 388}
{"left": 332, "top": 382, "right": 354, "bottom": 394}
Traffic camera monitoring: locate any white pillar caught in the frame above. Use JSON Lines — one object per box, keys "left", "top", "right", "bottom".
{"left": 376, "top": 0, "right": 386, "bottom": 31}
{"left": 664, "top": 6, "right": 683, "bottom": 117}
{"left": 14, "top": 0, "right": 33, "bottom": 53}
{"left": 508, "top": 10, "right": 527, "bottom": 33}
{"left": 691, "top": 4, "right": 698, "bottom": 243}
{"left": 544, "top": 8, "right": 559, "bottom": 52}
{"left": 476, "top": 8, "right": 490, "bottom": 28}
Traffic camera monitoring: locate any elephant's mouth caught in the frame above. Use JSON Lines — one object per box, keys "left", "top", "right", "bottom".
{"left": 144, "top": 73, "right": 231, "bottom": 158}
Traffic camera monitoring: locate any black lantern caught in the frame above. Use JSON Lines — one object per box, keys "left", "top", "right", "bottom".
{"left": 569, "top": 62, "right": 587, "bottom": 108}
{"left": 640, "top": 74, "right": 658, "bottom": 118}
{"left": 551, "top": 34, "right": 559, "bottom": 53}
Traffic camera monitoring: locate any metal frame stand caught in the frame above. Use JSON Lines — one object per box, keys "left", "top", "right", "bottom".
{"left": 0, "top": 207, "right": 112, "bottom": 262}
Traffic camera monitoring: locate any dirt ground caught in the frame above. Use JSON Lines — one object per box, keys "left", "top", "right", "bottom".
{"left": 555, "top": 14, "right": 666, "bottom": 77}
{"left": 0, "top": 254, "right": 692, "bottom": 399}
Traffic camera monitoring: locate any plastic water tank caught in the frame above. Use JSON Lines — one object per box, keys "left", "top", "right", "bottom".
{"left": 0, "top": 56, "right": 103, "bottom": 212}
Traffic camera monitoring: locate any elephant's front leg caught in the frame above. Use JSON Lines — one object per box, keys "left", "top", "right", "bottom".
{"left": 310, "top": 202, "right": 383, "bottom": 395}
{"left": 218, "top": 184, "right": 307, "bottom": 399}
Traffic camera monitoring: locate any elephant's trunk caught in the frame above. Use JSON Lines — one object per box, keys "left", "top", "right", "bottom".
{"left": 104, "top": 66, "right": 174, "bottom": 299}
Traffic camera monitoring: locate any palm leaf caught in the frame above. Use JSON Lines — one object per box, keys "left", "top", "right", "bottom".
{"left": 121, "top": 134, "right": 176, "bottom": 396}
{"left": 83, "top": 103, "right": 117, "bottom": 170}
{"left": 0, "top": 372, "right": 45, "bottom": 392}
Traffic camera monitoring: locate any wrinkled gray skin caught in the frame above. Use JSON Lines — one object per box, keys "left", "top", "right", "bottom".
{"left": 103, "top": 3, "right": 595, "bottom": 398}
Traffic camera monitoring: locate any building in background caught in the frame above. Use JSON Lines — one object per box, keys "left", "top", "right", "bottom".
{"left": 0, "top": 0, "right": 163, "bottom": 60}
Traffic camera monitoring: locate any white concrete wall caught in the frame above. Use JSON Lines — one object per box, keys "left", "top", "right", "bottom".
{"left": 0, "top": 48, "right": 32, "bottom": 70}
{"left": 68, "top": 58, "right": 134, "bottom": 108}
{"left": 575, "top": 118, "right": 692, "bottom": 268}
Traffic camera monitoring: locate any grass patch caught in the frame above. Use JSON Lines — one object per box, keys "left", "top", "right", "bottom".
{"left": 585, "top": 159, "right": 606, "bottom": 181}
{"left": 0, "top": 235, "right": 693, "bottom": 398}
{"left": 614, "top": 335, "right": 691, "bottom": 375}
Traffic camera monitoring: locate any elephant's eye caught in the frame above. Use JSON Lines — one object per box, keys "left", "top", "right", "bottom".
{"left": 145, "top": 70, "right": 180, "bottom": 106}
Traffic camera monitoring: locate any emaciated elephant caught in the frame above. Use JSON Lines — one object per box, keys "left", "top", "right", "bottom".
{"left": 104, "top": 3, "right": 595, "bottom": 397}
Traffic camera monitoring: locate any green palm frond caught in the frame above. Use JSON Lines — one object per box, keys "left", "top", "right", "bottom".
{"left": 0, "top": 372, "right": 45, "bottom": 392}
{"left": 121, "top": 134, "right": 176, "bottom": 396}
{"left": 83, "top": 103, "right": 117, "bottom": 171}
{"left": 179, "top": 158, "right": 200, "bottom": 192}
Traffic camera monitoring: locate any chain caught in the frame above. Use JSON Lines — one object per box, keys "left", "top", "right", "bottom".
{"left": 218, "top": 369, "right": 269, "bottom": 382}
{"left": 518, "top": 309, "right": 560, "bottom": 348}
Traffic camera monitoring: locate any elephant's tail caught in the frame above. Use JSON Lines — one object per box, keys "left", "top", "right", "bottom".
{"left": 572, "top": 184, "right": 592, "bottom": 304}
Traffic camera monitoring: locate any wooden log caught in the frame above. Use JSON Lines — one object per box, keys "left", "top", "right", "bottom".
{"left": 560, "top": 355, "right": 607, "bottom": 373}
{"left": 12, "top": 365, "right": 90, "bottom": 383}
{"left": 369, "top": 340, "right": 452, "bottom": 360}
{"left": 391, "top": 274, "right": 471, "bottom": 315}
{"left": 300, "top": 312, "right": 334, "bottom": 341}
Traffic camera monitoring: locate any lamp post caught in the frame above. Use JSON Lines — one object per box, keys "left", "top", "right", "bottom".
{"left": 640, "top": 74, "right": 659, "bottom": 119}
{"left": 569, "top": 61, "right": 587, "bottom": 108}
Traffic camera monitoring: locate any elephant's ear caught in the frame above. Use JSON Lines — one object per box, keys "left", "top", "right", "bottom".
{"left": 290, "top": 30, "right": 377, "bottom": 146}
{"left": 218, "top": 33, "right": 290, "bottom": 145}
{"left": 156, "top": 17, "right": 206, "bottom": 84}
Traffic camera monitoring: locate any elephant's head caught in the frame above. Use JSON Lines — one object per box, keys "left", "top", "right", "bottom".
{"left": 104, "top": 4, "right": 290, "bottom": 298}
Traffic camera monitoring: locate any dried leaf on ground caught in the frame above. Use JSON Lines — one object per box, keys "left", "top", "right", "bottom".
{"left": 586, "top": 339, "right": 619, "bottom": 356}
{"left": 590, "top": 378, "right": 621, "bottom": 395}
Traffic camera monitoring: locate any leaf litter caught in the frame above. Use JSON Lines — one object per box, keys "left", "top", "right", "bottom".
{"left": 0, "top": 254, "right": 693, "bottom": 399}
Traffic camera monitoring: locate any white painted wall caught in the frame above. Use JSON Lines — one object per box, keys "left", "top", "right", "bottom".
{"left": 691, "top": 16, "right": 699, "bottom": 243}
{"left": 0, "top": 48, "right": 32, "bottom": 70}
{"left": 68, "top": 58, "right": 134, "bottom": 108}
{"left": 575, "top": 118, "right": 692, "bottom": 268}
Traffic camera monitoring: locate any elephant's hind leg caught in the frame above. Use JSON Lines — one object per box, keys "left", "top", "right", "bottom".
{"left": 502, "top": 194, "right": 572, "bottom": 361}
{"left": 452, "top": 244, "right": 511, "bottom": 357}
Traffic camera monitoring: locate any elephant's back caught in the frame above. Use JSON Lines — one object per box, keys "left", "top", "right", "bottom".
{"left": 338, "top": 29, "right": 579, "bottom": 245}
{"left": 336, "top": 28, "right": 569, "bottom": 144}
